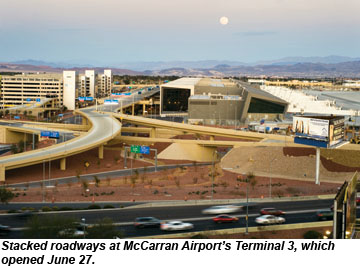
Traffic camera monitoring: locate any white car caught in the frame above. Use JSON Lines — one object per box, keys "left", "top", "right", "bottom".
{"left": 160, "top": 221, "right": 194, "bottom": 231}
{"left": 255, "top": 215, "right": 285, "bottom": 225}
{"left": 202, "top": 205, "right": 242, "bottom": 215}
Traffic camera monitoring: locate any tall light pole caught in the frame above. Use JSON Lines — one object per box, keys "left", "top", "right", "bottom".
{"left": 81, "top": 218, "right": 86, "bottom": 239}
{"left": 211, "top": 150, "right": 218, "bottom": 200}
{"left": 269, "top": 158, "right": 277, "bottom": 198}
{"left": 245, "top": 174, "right": 249, "bottom": 235}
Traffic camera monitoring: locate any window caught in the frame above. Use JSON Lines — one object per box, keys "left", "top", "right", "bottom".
{"left": 248, "top": 97, "right": 285, "bottom": 114}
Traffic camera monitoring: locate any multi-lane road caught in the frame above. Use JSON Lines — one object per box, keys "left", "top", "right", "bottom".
{"left": 2, "top": 199, "right": 357, "bottom": 239}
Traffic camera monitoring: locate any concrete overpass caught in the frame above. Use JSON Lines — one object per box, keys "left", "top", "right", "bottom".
{"left": 0, "top": 108, "right": 121, "bottom": 181}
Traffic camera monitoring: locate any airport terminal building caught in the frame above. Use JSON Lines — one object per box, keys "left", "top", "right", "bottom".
{"left": 160, "top": 77, "right": 288, "bottom": 124}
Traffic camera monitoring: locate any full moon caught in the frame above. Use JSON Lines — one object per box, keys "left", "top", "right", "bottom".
{"left": 219, "top": 16, "right": 229, "bottom": 25}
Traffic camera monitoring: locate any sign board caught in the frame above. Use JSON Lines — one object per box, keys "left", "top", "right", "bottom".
{"left": 78, "top": 97, "right": 85, "bottom": 102}
{"left": 36, "top": 98, "right": 41, "bottom": 102}
{"left": 104, "top": 99, "right": 119, "bottom": 105}
{"left": 26, "top": 98, "right": 32, "bottom": 102}
{"left": 41, "top": 131, "right": 51, "bottom": 137}
{"left": 140, "top": 146, "right": 150, "bottom": 155}
{"left": 14, "top": 116, "right": 20, "bottom": 120}
{"left": 49, "top": 131, "right": 60, "bottom": 139}
{"left": 58, "top": 114, "right": 63, "bottom": 117}
{"left": 130, "top": 145, "right": 141, "bottom": 154}
{"left": 293, "top": 115, "right": 345, "bottom": 148}
{"left": 41, "top": 131, "right": 59, "bottom": 139}
{"left": 85, "top": 97, "right": 93, "bottom": 101}
{"left": 293, "top": 116, "right": 329, "bottom": 140}
{"left": 130, "top": 145, "right": 150, "bottom": 154}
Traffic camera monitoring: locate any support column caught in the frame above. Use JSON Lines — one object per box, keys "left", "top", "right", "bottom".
{"left": 0, "top": 165, "right": 5, "bottom": 182}
{"left": 210, "top": 135, "right": 215, "bottom": 141}
{"left": 315, "top": 147, "right": 320, "bottom": 185}
{"left": 99, "top": 144, "right": 104, "bottom": 160}
{"left": 150, "top": 128, "right": 156, "bottom": 138}
{"left": 60, "top": 158, "right": 66, "bottom": 171}
{"left": 132, "top": 104, "right": 135, "bottom": 116}
{"left": 143, "top": 104, "right": 146, "bottom": 115}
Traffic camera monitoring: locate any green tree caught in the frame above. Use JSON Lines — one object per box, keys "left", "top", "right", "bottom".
{"left": 246, "top": 172, "right": 257, "bottom": 190}
{"left": 23, "top": 215, "right": 77, "bottom": 239}
{"left": 10, "top": 144, "right": 18, "bottom": 154}
{"left": 303, "top": 230, "right": 323, "bottom": 239}
{"left": 5, "top": 110, "right": 9, "bottom": 116}
{"left": 81, "top": 180, "right": 89, "bottom": 193}
{"left": 87, "top": 218, "right": 124, "bottom": 239}
{"left": 93, "top": 176, "right": 100, "bottom": 187}
{"left": 0, "top": 187, "right": 15, "bottom": 204}
{"left": 17, "top": 140, "right": 24, "bottom": 153}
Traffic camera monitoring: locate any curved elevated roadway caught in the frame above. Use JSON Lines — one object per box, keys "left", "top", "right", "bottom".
{"left": 0, "top": 87, "right": 158, "bottom": 181}
{"left": 0, "top": 108, "right": 122, "bottom": 181}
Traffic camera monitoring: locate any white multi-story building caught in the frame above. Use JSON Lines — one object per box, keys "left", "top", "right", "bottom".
{"left": 97, "top": 69, "right": 112, "bottom": 96}
{"left": 80, "top": 70, "right": 96, "bottom": 97}
{"left": 63, "top": 71, "right": 77, "bottom": 110}
{"left": 0, "top": 69, "right": 113, "bottom": 112}
{"left": 0, "top": 73, "right": 63, "bottom": 110}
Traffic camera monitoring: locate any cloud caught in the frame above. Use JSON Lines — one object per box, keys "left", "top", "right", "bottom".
{"left": 235, "top": 31, "right": 277, "bottom": 37}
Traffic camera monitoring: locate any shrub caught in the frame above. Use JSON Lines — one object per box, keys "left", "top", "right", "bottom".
{"left": 0, "top": 188, "right": 15, "bottom": 204}
{"left": 103, "top": 205, "right": 115, "bottom": 209}
{"left": 58, "top": 207, "right": 73, "bottom": 211}
{"left": 190, "top": 234, "right": 209, "bottom": 239}
{"left": 41, "top": 206, "right": 52, "bottom": 212}
{"left": 303, "top": 230, "right": 322, "bottom": 239}
{"left": 7, "top": 209, "right": 18, "bottom": 214}
{"left": 88, "top": 204, "right": 101, "bottom": 210}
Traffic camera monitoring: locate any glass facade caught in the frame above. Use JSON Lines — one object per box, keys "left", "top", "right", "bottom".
{"left": 248, "top": 97, "right": 285, "bottom": 114}
{"left": 162, "top": 87, "right": 190, "bottom": 112}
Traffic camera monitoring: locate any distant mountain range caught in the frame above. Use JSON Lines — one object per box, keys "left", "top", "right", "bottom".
{"left": 1, "top": 55, "right": 360, "bottom": 77}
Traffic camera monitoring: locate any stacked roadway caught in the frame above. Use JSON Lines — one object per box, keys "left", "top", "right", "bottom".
{"left": 0, "top": 87, "right": 158, "bottom": 180}
{"left": 0, "top": 108, "right": 121, "bottom": 172}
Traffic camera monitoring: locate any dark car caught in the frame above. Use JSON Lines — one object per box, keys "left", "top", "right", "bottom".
{"left": 356, "top": 197, "right": 360, "bottom": 205}
{"left": 316, "top": 209, "right": 334, "bottom": 221}
{"left": 134, "top": 217, "right": 161, "bottom": 228}
{"left": 213, "top": 215, "right": 238, "bottom": 224}
{"left": 260, "top": 208, "right": 285, "bottom": 216}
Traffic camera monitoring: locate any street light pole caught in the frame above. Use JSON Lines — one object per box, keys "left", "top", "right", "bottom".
{"left": 81, "top": 218, "right": 86, "bottom": 239}
{"left": 211, "top": 150, "right": 217, "bottom": 200}
{"left": 269, "top": 158, "right": 277, "bottom": 198}
{"left": 246, "top": 176, "right": 249, "bottom": 235}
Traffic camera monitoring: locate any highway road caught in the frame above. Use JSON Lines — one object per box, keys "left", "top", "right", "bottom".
{"left": 0, "top": 86, "right": 158, "bottom": 180}
{"left": 1, "top": 198, "right": 354, "bottom": 238}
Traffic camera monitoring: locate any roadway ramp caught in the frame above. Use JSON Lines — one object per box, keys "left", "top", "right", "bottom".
{"left": 0, "top": 108, "right": 122, "bottom": 181}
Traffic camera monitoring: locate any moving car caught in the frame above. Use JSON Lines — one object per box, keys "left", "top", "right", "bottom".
{"left": 58, "top": 228, "right": 86, "bottom": 238}
{"left": 134, "top": 217, "right": 161, "bottom": 228}
{"left": 316, "top": 209, "right": 333, "bottom": 221}
{"left": 160, "top": 221, "right": 194, "bottom": 231}
{"left": 212, "top": 215, "right": 238, "bottom": 223}
{"left": 202, "top": 205, "right": 242, "bottom": 215}
{"left": 260, "top": 208, "right": 285, "bottom": 216}
{"left": 255, "top": 215, "right": 285, "bottom": 225}
{"left": 0, "top": 224, "right": 10, "bottom": 235}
